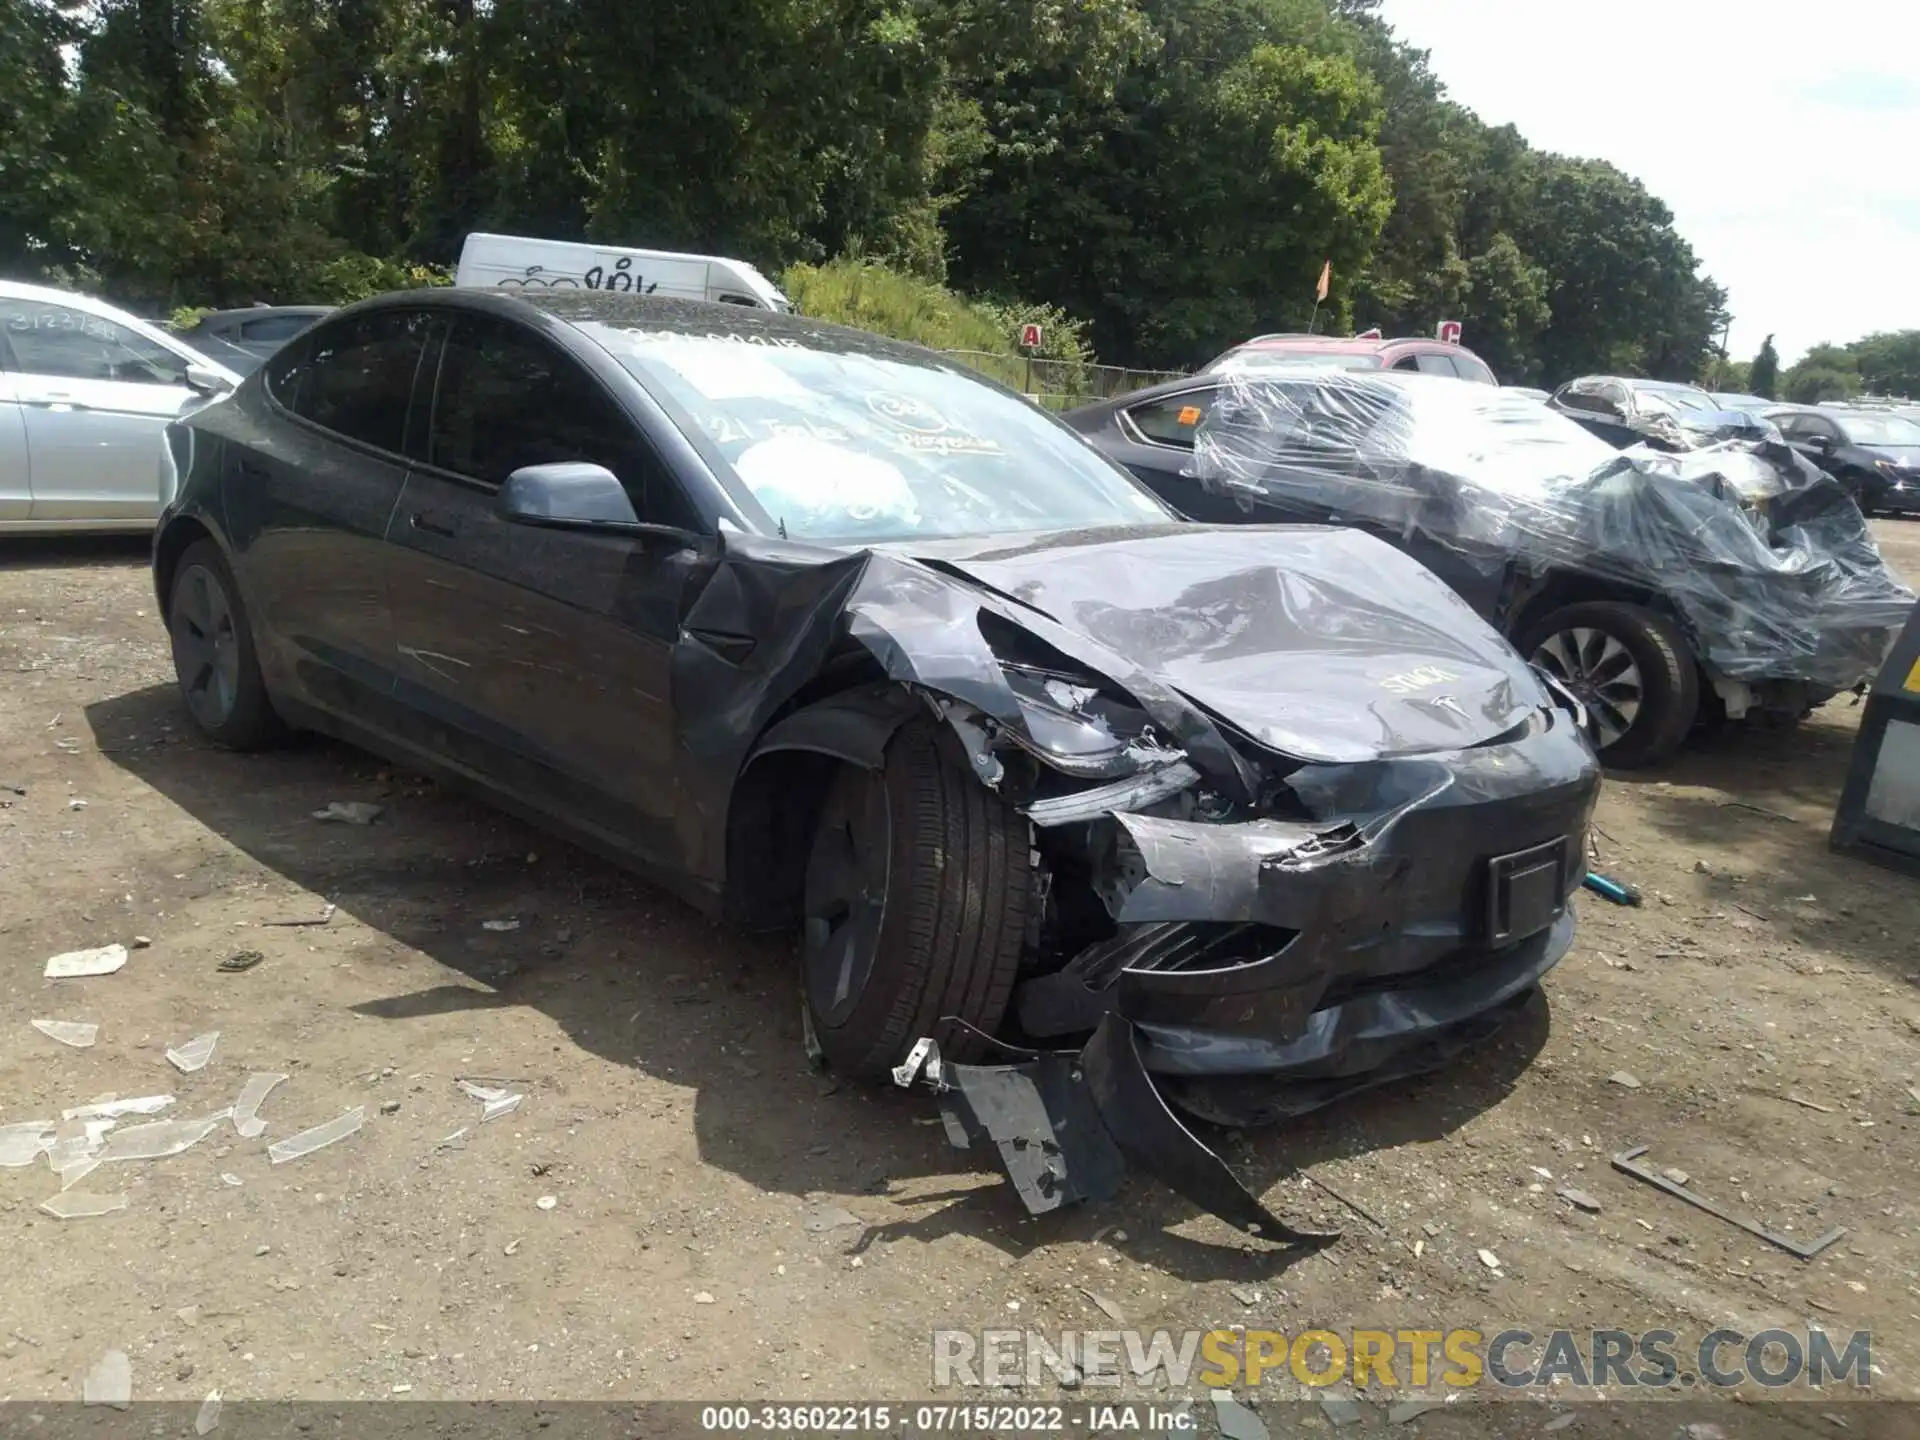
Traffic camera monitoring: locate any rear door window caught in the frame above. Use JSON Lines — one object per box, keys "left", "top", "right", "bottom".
{"left": 1414, "top": 353, "right": 1459, "bottom": 377}
{"left": 1123, "top": 391, "right": 1216, "bottom": 448}
{"left": 272, "top": 309, "right": 437, "bottom": 454}
{"left": 240, "top": 314, "right": 318, "bottom": 343}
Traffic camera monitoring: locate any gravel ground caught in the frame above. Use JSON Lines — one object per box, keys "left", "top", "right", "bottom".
{"left": 3, "top": 524, "right": 1919, "bottom": 1433}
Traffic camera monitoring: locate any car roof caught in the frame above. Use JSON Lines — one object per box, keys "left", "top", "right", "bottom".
{"left": 0, "top": 277, "right": 153, "bottom": 324}
{"left": 0, "top": 277, "right": 242, "bottom": 381}
{"left": 342, "top": 287, "right": 981, "bottom": 375}
{"left": 1229, "top": 334, "right": 1474, "bottom": 355}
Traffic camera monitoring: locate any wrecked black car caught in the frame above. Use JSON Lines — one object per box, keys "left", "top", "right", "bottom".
{"left": 1073, "top": 368, "right": 1914, "bottom": 767}
{"left": 154, "top": 290, "right": 1600, "bottom": 1240}
{"left": 1547, "top": 375, "right": 1780, "bottom": 452}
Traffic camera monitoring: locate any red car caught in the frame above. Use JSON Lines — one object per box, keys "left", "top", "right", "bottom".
{"left": 1205, "top": 332, "right": 1499, "bottom": 385}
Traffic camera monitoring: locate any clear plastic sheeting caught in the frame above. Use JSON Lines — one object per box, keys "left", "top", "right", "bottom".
{"left": 1192, "top": 369, "right": 1915, "bottom": 689}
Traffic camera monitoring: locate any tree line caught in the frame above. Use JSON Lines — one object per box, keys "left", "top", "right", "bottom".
{"left": 0, "top": 0, "right": 1811, "bottom": 386}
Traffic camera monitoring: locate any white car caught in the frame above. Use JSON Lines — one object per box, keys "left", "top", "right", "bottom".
{"left": 1, "top": 279, "right": 239, "bottom": 534}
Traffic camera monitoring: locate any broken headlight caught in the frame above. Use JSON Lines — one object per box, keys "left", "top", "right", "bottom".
{"left": 998, "top": 663, "right": 1147, "bottom": 778}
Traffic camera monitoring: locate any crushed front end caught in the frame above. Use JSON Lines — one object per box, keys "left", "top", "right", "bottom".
{"left": 896, "top": 662, "right": 1599, "bottom": 1244}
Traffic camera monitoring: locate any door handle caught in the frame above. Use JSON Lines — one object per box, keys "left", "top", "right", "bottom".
{"left": 409, "top": 512, "right": 458, "bottom": 539}
{"left": 26, "top": 393, "right": 86, "bottom": 410}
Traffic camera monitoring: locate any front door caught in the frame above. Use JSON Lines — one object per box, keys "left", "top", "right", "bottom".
{"left": 387, "top": 313, "right": 705, "bottom": 864}
{"left": 0, "top": 296, "right": 204, "bottom": 524}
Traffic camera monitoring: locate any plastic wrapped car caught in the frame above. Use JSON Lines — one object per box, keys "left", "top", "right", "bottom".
{"left": 1075, "top": 367, "right": 1915, "bottom": 766}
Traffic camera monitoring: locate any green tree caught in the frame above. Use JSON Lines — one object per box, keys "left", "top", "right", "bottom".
{"left": 1749, "top": 333, "right": 1779, "bottom": 399}
{"left": 1850, "top": 330, "right": 1920, "bottom": 398}
{"left": 944, "top": 0, "right": 1393, "bottom": 367}
{"left": 1782, "top": 343, "right": 1862, "bottom": 404}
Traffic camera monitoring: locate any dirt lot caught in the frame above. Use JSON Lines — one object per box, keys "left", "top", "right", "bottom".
{"left": 3, "top": 525, "right": 1920, "bottom": 1429}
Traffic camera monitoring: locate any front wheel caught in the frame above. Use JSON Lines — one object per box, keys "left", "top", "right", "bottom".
{"left": 168, "top": 539, "right": 285, "bottom": 750}
{"left": 1520, "top": 601, "right": 1698, "bottom": 768}
{"left": 801, "top": 717, "right": 1032, "bottom": 1079}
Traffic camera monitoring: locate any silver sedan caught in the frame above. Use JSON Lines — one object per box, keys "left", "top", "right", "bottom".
{"left": 1, "top": 279, "right": 238, "bottom": 534}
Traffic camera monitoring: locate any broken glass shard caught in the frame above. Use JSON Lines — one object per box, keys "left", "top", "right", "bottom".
{"left": 166, "top": 1032, "right": 220, "bottom": 1073}
{"left": 457, "top": 1079, "right": 525, "bottom": 1121}
{"left": 231, "top": 1072, "right": 288, "bottom": 1139}
{"left": 97, "top": 1113, "right": 226, "bottom": 1163}
{"left": 31, "top": 1018, "right": 99, "bottom": 1047}
{"left": 47, "top": 1118, "right": 103, "bottom": 1174}
{"left": 45, "top": 944, "right": 128, "bottom": 979}
{"left": 63, "top": 1095, "right": 173, "bottom": 1121}
{"left": 59, "top": 1156, "right": 103, "bottom": 1190}
{"left": 0, "top": 1121, "right": 56, "bottom": 1168}
{"left": 268, "top": 1106, "right": 365, "bottom": 1164}
{"left": 43, "top": 1191, "right": 129, "bottom": 1220}
{"left": 81, "top": 1349, "right": 131, "bottom": 1407}
{"left": 195, "top": 1389, "right": 223, "bottom": 1435}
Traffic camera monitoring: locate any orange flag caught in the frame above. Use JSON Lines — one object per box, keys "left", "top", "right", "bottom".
{"left": 1315, "top": 260, "right": 1331, "bottom": 302}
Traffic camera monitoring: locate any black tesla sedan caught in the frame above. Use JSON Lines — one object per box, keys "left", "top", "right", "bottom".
{"left": 155, "top": 289, "right": 1598, "bottom": 1239}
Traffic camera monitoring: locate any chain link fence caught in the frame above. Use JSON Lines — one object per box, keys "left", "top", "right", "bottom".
{"left": 938, "top": 350, "right": 1187, "bottom": 411}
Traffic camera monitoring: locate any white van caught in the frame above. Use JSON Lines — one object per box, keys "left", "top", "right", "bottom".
{"left": 454, "top": 233, "right": 790, "bottom": 311}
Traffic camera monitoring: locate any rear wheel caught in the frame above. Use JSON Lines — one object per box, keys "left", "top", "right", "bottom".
{"left": 1520, "top": 601, "right": 1697, "bottom": 768}
{"left": 801, "top": 717, "right": 1032, "bottom": 1078}
{"left": 168, "top": 540, "right": 285, "bottom": 750}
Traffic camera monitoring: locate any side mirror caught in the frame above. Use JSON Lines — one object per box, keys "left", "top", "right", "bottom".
{"left": 499, "top": 463, "right": 640, "bottom": 528}
{"left": 1805, "top": 432, "right": 1833, "bottom": 451}
{"left": 183, "top": 364, "right": 234, "bottom": 398}
{"left": 498, "top": 462, "right": 707, "bottom": 547}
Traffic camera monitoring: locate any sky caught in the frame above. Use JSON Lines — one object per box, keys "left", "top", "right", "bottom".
{"left": 1374, "top": 0, "right": 1920, "bottom": 369}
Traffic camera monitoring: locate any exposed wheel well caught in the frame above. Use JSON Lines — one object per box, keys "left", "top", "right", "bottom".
{"left": 1508, "top": 573, "right": 1669, "bottom": 649}
{"left": 724, "top": 748, "right": 842, "bottom": 931}
{"left": 153, "top": 517, "right": 214, "bottom": 621}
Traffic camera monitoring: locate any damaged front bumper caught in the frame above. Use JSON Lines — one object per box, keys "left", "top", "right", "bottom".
{"left": 897, "top": 714, "right": 1598, "bottom": 1243}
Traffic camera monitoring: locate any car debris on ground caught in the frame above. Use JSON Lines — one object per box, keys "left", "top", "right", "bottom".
{"left": 43, "top": 943, "right": 129, "bottom": 978}
{"left": 312, "top": 801, "right": 382, "bottom": 825}
{"left": 30, "top": 1018, "right": 99, "bottom": 1048}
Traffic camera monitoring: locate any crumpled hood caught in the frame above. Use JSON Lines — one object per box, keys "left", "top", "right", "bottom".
{"left": 902, "top": 524, "right": 1546, "bottom": 763}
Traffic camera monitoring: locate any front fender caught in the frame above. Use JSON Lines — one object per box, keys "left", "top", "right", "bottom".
{"left": 742, "top": 683, "right": 923, "bottom": 770}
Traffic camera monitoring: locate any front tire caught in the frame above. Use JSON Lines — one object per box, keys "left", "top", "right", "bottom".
{"left": 1520, "top": 601, "right": 1698, "bottom": 768}
{"left": 168, "top": 539, "right": 285, "bottom": 750}
{"left": 801, "top": 717, "right": 1032, "bottom": 1079}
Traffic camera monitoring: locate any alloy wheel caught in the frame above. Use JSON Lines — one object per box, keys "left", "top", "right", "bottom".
{"left": 171, "top": 563, "right": 242, "bottom": 731}
{"left": 1532, "top": 626, "right": 1644, "bottom": 750}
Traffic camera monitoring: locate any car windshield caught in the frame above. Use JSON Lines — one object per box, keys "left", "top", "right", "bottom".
{"left": 584, "top": 325, "right": 1172, "bottom": 542}
{"left": 1837, "top": 413, "right": 1920, "bottom": 447}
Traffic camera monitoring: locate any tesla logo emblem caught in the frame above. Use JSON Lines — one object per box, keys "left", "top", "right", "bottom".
{"left": 1427, "top": 694, "right": 1469, "bottom": 721}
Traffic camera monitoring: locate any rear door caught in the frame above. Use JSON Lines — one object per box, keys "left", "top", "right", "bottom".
{"left": 387, "top": 312, "right": 705, "bottom": 862}
{"left": 223, "top": 308, "right": 438, "bottom": 724}
{"left": 2, "top": 296, "right": 203, "bottom": 524}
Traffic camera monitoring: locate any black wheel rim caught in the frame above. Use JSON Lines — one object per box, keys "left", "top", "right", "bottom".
{"left": 172, "top": 563, "right": 241, "bottom": 730}
{"left": 801, "top": 769, "right": 892, "bottom": 1027}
